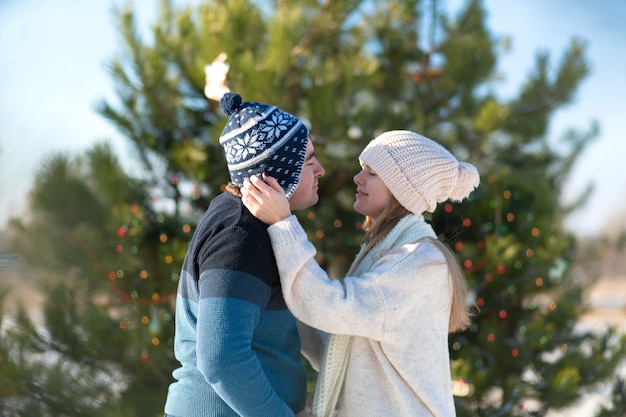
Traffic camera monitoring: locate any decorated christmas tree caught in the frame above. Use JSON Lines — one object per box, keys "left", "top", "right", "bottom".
{"left": 2, "top": 1, "right": 624, "bottom": 416}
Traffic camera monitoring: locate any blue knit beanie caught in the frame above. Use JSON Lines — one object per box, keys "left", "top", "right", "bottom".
{"left": 219, "top": 92, "right": 309, "bottom": 198}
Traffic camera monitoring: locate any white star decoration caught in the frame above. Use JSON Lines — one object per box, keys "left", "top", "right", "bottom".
{"left": 204, "top": 53, "right": 230, "bottom": 101}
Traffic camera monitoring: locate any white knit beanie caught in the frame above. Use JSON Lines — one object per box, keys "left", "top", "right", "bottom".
{"left": 359, "top": 130, "right": 480, "bottom": 214}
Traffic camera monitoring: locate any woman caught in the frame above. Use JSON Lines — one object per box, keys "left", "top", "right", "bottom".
{"left": 242, "top": 130, "right": 480, "bottom": 417}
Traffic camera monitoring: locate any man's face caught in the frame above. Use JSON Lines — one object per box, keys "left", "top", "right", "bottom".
{"left": 288, "top": 139, "right": 325, "bottom": 211}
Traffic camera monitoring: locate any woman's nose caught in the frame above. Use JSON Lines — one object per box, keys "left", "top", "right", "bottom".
{"left": 353, "top": 170, "right": 364, "bottom": 184}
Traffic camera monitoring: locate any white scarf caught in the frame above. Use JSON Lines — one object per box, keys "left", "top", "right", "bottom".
{"left": 311, "top": 214, "right": 436, "bottom": 417}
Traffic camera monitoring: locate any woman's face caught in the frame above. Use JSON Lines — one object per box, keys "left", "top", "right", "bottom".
{"left": 353, "top": 164, "right": 392, "bottom": 221}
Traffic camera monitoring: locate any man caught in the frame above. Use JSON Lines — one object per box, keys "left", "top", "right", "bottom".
{"left": 164, "top": 92, "right": 325, "bottom": 417}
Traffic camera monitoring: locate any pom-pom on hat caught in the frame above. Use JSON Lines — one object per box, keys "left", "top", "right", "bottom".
{"left": 359, "top": 130, "right": 480, "bottom": 214}
{"left": 219, "top": 92, "right": 309, "bottom": 198}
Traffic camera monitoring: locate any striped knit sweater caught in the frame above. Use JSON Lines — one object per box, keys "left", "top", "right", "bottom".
{"left": 164, "top": 192, "right": 307, "bottom": 417}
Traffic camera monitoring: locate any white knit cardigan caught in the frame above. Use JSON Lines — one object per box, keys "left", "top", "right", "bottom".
{"left": 267, "top": 214, "right": 457, "bottom": 417}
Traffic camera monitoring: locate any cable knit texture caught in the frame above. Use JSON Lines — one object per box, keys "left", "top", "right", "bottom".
{"left": 268, "top": 214, "right": 458, "bottom": 416}
{"left": 359, "top": 130, "right": 479, "bottom": 214}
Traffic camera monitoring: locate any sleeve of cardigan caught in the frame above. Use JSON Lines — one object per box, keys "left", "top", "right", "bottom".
{"left": 267, "top": 215, "right": 386, "bottom": 339}
{"left": 195, "top": 226, "right": 295, "bottom": 417}
{"left": 267, "top": 215, "right": 448, "bottom": 342}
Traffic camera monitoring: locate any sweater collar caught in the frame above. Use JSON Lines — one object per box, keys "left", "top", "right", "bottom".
{"left": 353, "top": 214, "right": 436, "bottom": 275}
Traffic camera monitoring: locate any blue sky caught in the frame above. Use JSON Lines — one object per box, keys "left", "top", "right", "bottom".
{"left": 1, "top": 0, "right": 625, "bottom": 236}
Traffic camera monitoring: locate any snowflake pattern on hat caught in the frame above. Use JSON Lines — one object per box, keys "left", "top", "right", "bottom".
{"left": 229, "top": 132, "right": 264, "bottom": 162}
{"left": 261, "top": 112, "right": 291, "bottom": 139}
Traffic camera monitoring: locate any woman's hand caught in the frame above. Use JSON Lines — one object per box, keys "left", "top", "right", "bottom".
{"left": 241, "top": 174, "right": 292, "bottom": 225}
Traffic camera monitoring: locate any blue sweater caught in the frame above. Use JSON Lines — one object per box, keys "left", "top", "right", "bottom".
{"left": 164, "top": 192, "right": 307, "bottom": 417}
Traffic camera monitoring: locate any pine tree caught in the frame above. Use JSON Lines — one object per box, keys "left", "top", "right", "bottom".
{"left": 3, "top": 1, "right": 625, "bottom": 416}
{"left": 2, "top": 144, "right": 188, "bottom": 416}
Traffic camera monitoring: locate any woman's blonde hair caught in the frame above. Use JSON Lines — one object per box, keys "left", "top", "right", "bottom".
{"left": 354, "top": 197, "right": 473, "bottom": 333}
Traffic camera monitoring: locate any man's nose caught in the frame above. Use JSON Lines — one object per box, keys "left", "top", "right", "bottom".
{"left": 316, "top": 160, "right": 325, "bottom": 177}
